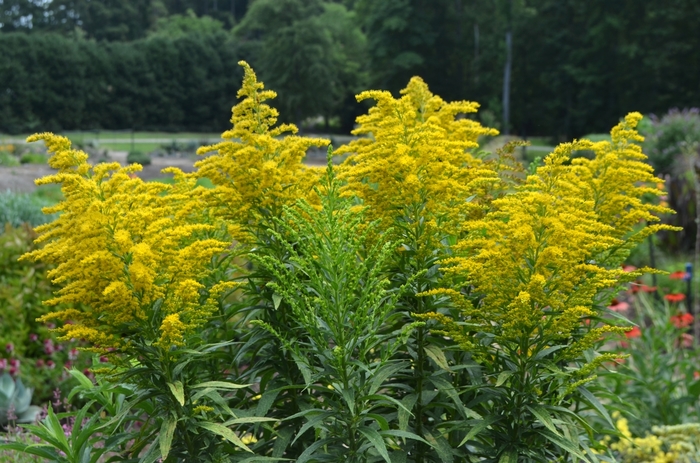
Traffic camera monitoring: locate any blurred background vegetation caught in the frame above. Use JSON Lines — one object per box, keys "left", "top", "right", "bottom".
{"left": 0, "top": 0, "right": 698, "bottom": 140}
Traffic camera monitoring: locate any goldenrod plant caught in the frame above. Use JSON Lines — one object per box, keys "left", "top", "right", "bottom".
{"left": 0, "top": 62, "right": 678, "bottom": 462}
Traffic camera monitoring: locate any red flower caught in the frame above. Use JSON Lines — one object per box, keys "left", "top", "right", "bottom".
{"left": 625, "top": 326, "right": 642, "bottom": 339}
{"left": 671, "top": 312, "right": 694, "bottom": 328}
{"left": 622, "top": 265, "right": 637, "bottom": 273}
{"left": 665, "top": 293, "right": 686, "bottom": 303}
{"left": 669, "top": 271, "right": 688, "bottom": 280}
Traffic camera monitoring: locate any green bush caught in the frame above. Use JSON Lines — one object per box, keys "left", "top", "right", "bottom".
{"left": 0, "top": 224, "right": 89, "bottom": 403}
{"left": 641, "top": 108, "right": 700, "bottom": 175}
{"left": 18, "top": 153, "right": 46, "bottom": 164}
{"left": 0, "top": 191, "right": 56, "bottom": 230}
{"left": 0, "top": 151, "right": 19, "bottom": 167}
{"left": 126, "top": 150, "right": 151, "bottom": 165}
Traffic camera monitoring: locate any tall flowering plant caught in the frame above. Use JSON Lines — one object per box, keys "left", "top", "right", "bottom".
{"left": 1, "top": 62, "right": 678, "bottom": 462}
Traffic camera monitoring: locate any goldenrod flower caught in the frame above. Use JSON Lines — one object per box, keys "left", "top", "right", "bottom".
{"left": 194, "top": 61, "right": 329, "bottom": 241}
{"left": 22, "top": 133, "right": 229, "bottom": 352}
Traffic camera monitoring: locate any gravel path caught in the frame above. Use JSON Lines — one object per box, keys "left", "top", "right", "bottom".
{"left": 0, "top": 151, "right": 198, "bottom": 193}
{"left": 0, "top": 149, "right": 331, "bottom": 193}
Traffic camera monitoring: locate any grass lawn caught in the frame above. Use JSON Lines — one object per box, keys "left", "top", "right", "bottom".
{"left": 1, "top": 131, "right": 359, "bottom": 154}
{"left": 1, "top": 131, "right": 223, "bottom": 154}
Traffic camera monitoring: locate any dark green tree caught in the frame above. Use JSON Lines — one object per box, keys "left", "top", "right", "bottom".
{"left": 235, "top": 0, "right": 366, "bottom": 128}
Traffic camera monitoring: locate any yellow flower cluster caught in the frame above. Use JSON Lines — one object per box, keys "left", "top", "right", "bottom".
{"left": 605, "top": 415, "right": 700, "bottom": 463}
{"left": 335, "top": 76, "right": 499, "bottom": 243}
{"left": 21, "top": 134, "right": 229, "bottom": 350}
{"left": 194, "top": 61, "right": 329, "bottom": 241}
{"left": 419, "top": 113, "right": 678, "bottom": 357}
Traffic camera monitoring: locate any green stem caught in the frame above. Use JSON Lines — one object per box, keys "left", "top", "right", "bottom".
{"left": 415, "top": 322, "right": 427, "bottom": 462}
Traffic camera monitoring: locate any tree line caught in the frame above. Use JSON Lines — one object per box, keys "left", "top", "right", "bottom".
{"left": 1, "top": 0, "right": 699, "bottom": 138}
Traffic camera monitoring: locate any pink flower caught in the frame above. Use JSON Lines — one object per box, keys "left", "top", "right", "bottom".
{"left": 5, "top": 343, "right": 13, "bottom": 353}
{"left": 608, "top": 299, "right": 630, "bottom": 312}
{"left": 46, "top": 360, "right": 56, "bottom": 369}
{"left": 29, "top": 333, "right": 38, "bottom": 342}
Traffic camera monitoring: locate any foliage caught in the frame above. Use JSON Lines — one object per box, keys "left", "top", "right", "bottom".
{"left": 598, "top": 289, "right": 700, "bottom": 437}
{"left": 0, "top": 152, "right": 19, "bottom": 167}
{"left": 604, "top": 420, "right": 700, "bottom": 463}
{"left": 0, "top": 31, "right": 242, "bottom": 133}
{"left": 18, "top": 153, "right": 46, "bottom": 164}
{"left": 641, "top": 108, "right": 700, "bottom": 176}
{"left": 148, "top": 9, "right": 226, "bottom": 38}
{"left": 0, "top": 373, "right": 42, "bottom": 426}
{"left": 0, "top": 224, "right": 90, "bottom": 403}
{"left": 0, "top": 191, "right": 55, "bottom": 230}
{"left": 235, "top": 0, "right": 367, "bottom": 126}
{"left": 6, "top": 63, "right": 674, "bottom": 462}
{"left": 0, "top": 369, "right": 143, "bottom": 463}
{"left": 126, "top": 150, "right": 151, "bottom": 165}
{"left": 3, "top": 1, "right": 700, "bottom": 138}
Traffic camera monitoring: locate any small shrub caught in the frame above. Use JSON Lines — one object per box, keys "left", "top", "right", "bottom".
{"left": 126, "top": 150, "right": 151, "bottom": 165}
{"left": 642, "top": 108, "right": 700, "bottom": 175}
{"left": 0, "top": 152, "right": 19, "bottom": 167}
{"left": 18, "top": 153, "right": 45, "bottom": 165}
{"left": 0, "top": 191, "right": 55, "bottom": 229}
{"left": 0, "top": 224, "right": 90, "bottom": 403}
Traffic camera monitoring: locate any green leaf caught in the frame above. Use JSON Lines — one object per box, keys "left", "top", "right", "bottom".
{"left": 167, "top": 381, "right": 185, "bottom": 407}
{"left": 0, "top": 442, "right": 60, "bottom": 460}
{"left": 191, "top": 381, "right": 249, "bottom": 390}
{"left": 358, "top": 426, "right": 390, "bottom": 463}
{"left": 68, "top": 368, "right": 95, "bottom": 390}
{"left": 368, "top": 361, "right": 408, "bottom": 396}
{"left": 499, "top": 449, "right": 518, "bottom": 463}
{"left": 296, "top": 438, "right": 334, "bottom": 463}
{"left": 272, "top": 293, "right": 282, "bottom": 309}
{"left": 256, "top": 389, "right": 280, "bottom": 416}
{"left": 198, "top": 421, "right": 253, "bottom": 453}
{"left": 139, "top": 441, "right": 162, "bottom": 463}
{"left": 291, "top": 410, "right": 332, "bottom": 445}
{"left": 688, "top": 379, "right": 700, "bottom": 397}
{"left": 536, "top": 429, "right": 590, "bottom": 462}
{"left": 398, "top": 394, "right": 417, "bottom": 431}
{"left": 159, "top": 415, "right": 177, "bottom": 460}
{"left": 236, "top": 457, "right": 292, "bottom": 462}
{"left": 495, "top": 371, "right": 513, "bottom": 387}
{"left": 458, "top": 415, "right": 500, "bottom": 447}
{"left": 526, "top": 405, "right": 561, "bottom": 436}
{"left": 425, "top": 430, "right": 453, "bottom": 463}
{"left": 367, "top": 413, "right": 389, "bottom": 431}
{"left": 380, "top": 429, "right": 430, "bottom": 445}
{"left": 430, "top": 376, "right": 482, "bottom": 420}
{"left": 223, "top": 416, "right": 277, "bottom": 426}
{"left": 424, "top": 344, "right": 450, "bottom": 371}
{"left": 578, "top": 387, "right": 614, "bottom": 428}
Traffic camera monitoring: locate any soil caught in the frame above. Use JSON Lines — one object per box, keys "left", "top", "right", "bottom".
{"left": 0, "top": 151, "right": 197, "bottom": 193}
